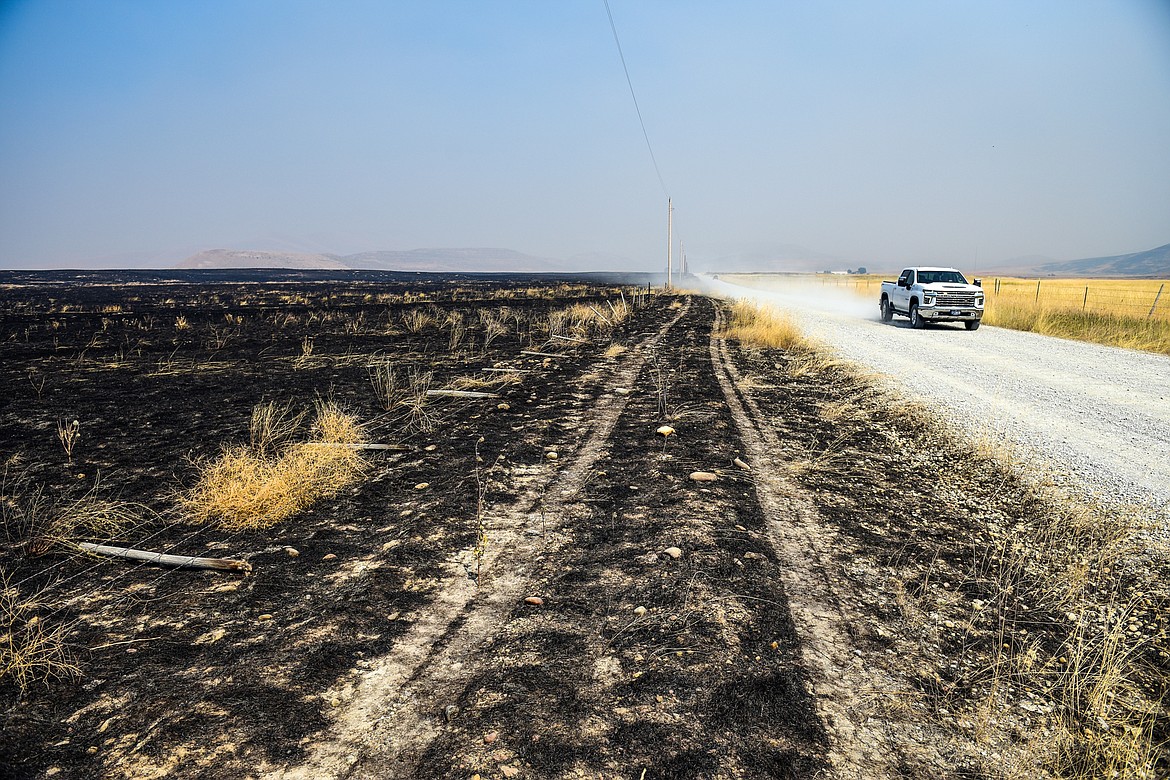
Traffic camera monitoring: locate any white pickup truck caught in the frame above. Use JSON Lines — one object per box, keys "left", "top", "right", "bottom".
{"left": 879, "top": 267, "right": 985, "bottom": 330}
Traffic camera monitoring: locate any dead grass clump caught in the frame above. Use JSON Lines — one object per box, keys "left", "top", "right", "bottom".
{"left": 2, "top": 463, "right": 146, "bottom": 556}
{"left": 401, "top": 308, "right": 436, "bottom": 333}
{"left": 451, "top": 372, "right": 523, "bottom": 391}
{"left": 541, "top": 299, "right": 629, "bottom": 341}
{"left": 721, "top": 300, "right": 808, "bottom": 351}
{"left": 250, "top": 401, "right": 307, "bottom": 456}
{"left": 182, "top": 401, "right": 366, "bottom": 530}
{"left": 0, "top": 579, "right": 79, "bottom": 692}
{"left": 368, "top": 359, "right": 401, "bottom": 411}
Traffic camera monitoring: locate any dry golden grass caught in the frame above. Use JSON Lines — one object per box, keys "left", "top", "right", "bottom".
{"left": 982, "top": 297, "right": 1170, "bottom": 355}
{"left": 720, "top": 300, "right": 809, "bottom": 351}
{"left": 182, "top": 401, "right": 366, "bottom": 530}
{"left": 544, "top": 299, "right": 631, "bottom": 340}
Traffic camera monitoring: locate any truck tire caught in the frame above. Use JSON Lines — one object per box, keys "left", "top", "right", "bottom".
{"left": 880, "top": 297, "right": 893, "bottom": 322}
{"left": 909, "top": 302, "right": 926, "bottom": 329}
{"left": 965, "top": 319, "right": 981, "bottom": 331}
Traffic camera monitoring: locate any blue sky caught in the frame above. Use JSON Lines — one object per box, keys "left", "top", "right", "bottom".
{"left": 1, "top": 0, "right": 1168, "bottom": 270}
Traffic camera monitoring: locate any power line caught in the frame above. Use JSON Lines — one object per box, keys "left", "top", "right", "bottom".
{"left": 602, "top": 0, "right": 669, "bottom": 197}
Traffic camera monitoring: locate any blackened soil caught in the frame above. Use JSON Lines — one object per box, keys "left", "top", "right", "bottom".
{"left": 0, "top": 275, "right": 673, "bottom": 779}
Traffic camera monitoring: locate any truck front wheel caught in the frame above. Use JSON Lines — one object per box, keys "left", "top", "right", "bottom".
{"left": 965, "top": 319, "right": 981, "bottom": 331}
{"left": 880, "top": 297, "right": 893, "bottom": 322}
{"left": 909, "top": 302, "right": 926, "bottom": 329}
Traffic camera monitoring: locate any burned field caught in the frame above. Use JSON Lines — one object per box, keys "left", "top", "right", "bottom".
{"left": 1, "top": 274, "right": 1167, "bottom": 779}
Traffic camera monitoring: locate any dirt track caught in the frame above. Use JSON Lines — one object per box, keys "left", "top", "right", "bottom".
{"left": 699, "top": 274, "right": 1170, "bottom": 525}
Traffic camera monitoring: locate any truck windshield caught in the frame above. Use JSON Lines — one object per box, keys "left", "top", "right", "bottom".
{"left": 918, "top": 270, "right": 967, "bottom": 284}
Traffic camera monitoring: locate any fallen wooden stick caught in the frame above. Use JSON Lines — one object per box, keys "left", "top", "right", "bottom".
{"left": 520, "top": 350, "right": 566, "bottom": 359}
{"left": 425, "top": 389, "right": 499, "bottom": 398}
{"left": 588, "top": 305, "right": 612, "bottom": 324}
{"left": 78, "top": 542, "right": 252, "bottom": 573}
{"left": 549, "top": 334, "right": 590, "bottom": 344}
{"left": 481, "top": 367, "right": 532, "bottom": 373}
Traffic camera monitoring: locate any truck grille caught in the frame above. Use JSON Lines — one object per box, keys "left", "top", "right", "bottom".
{"left": 934, "top": 292, "right": 979, "bottom": 306}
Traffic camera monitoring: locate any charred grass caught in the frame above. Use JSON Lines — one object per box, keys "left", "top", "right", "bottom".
{"left": 0, "top": 273, "right": 661, "bottom": 778}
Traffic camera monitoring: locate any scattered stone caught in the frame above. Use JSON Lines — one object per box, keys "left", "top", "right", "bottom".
{"left": 545, "top": 451, "right": 558, "bottom": 460}
{"left": 322, "top": 553, "right": 337, "bottom": 561}
{"left": 414, "top": 482, "right": 430, "bottom": 490}
{"left": 194, "top": 628, "right": 226, "bottom": 645}
{"left": 733, "top": 457, "right": 750, "bottom": 470}
{"left": 444, "top": 704, "right": 459, "bottom": 722}
{"left": 633, "top": 606, "right": 647, "bottom": 617}
{"left": 257, "top": 614, "right": 273, "bottom": 622}
{"left": 86, "top": 747, "right": 98, "bottom": 755}
{"left": 484, "top": 731, "right": 499, "bottom": 744}
{"left": 663, "top": 547, "right": 682, "bottom": 559}
{"left": 424, "top": 444, "right": 437, "bottom": 451}
{"left": 615, "top": 388, "right": 631, "bottom": 395}
{"left": 497, "top": 403, "right": 510, "bottom": 410}
{"left": 387, "top": 611, "right": 401, "bottom": 621}
{"left": 656, "top": 425, "right": 675, "bottom": 437}
{"left": 330, "top": 698, "right": 341, "bottom": 708}
{"left": 743, "top": 551, "right": 763, "bottom": 560}
{"left": 284, "top": 547, "right": 300, "bottom": 557}
{"left": 500, "top": 766, "right": 520, "bottom": 779}
{"left": 689, "top": 471, "right": 717, "bottom": 482}
{"left": 524, "top": 596, "right": 544, "bottom": 606}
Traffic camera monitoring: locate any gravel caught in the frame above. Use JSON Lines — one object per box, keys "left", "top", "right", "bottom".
{"left": 699, "top": 275, "right": 1170, "bottom": 529}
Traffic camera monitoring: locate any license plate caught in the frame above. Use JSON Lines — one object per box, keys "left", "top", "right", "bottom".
{"left": 949, "top": 309, "right": 961, "bottom": 316}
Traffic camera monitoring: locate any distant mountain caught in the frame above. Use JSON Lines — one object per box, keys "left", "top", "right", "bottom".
{"left": 1032, "top": 243, "right": 1170, "bottom": 278}
{"left": 176, "top": 247, "right": 566, "bottom": 273}
{"left": 177, "top": 249, "right": 346, "bottom": 270}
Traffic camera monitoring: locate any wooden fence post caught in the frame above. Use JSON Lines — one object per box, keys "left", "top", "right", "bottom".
{"left": 1035, "top": 280, "right": 1041, "bottom": 304}
{"left": 1083, "top": 286, "right": 1089, "bottom": 311}
{"left": 1150, "top": 283, "right": 1165, "bottom": 319}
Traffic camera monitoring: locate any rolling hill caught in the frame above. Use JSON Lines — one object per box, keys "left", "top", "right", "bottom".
{"left": 1032, "top": 242, "right": 1170, "bottom": 278}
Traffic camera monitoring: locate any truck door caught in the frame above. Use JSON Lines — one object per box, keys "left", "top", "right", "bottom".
{"left": 895, "top": 269, "right": 913, "bottom": 309}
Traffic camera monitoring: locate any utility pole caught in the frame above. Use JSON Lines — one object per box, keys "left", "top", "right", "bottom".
{"left": 681, "top": 241, "right": 687, "bottom": 275}
{"left": 666, "top": 197, "right": 673, "bottom": 289}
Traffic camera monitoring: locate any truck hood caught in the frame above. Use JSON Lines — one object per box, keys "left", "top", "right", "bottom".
{"left": 923, "top": 283, "right": 980, "bottom": 291}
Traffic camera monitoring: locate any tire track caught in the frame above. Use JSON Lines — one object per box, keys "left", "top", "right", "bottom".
{"left": 708, "top": 303, "right": 896, "bottom": 778}
{"left": 268, "top": 299, "right": 692, "bottom": 780}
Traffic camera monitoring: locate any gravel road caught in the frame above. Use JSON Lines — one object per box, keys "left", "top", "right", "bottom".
{"left": 698, "top": 275, "right": 1170, "bottom": 525}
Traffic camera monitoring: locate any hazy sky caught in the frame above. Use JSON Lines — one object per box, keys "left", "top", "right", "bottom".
{"left": 1, "top": 1, "right": 1169, "bottom": 271}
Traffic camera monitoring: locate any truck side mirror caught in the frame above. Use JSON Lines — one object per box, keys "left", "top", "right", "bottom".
{"left": 973, "top": 278, "right": 982, "bottom": 287}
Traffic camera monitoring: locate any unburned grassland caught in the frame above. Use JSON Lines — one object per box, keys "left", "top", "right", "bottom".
{"left": 737, "top": 273, "right": 1170, "bottom": 355}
